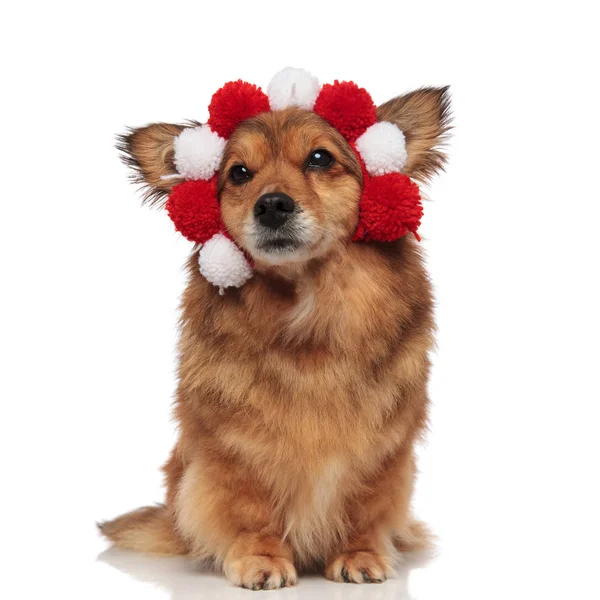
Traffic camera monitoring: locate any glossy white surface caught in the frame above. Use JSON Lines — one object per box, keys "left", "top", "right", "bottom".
{"left": 97, "top": 548, "right": 425, "bottom": 599}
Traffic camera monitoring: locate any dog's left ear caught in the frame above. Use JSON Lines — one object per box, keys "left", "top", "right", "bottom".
{"left": 377, "top": 87, "right": 451, "bottom": 183}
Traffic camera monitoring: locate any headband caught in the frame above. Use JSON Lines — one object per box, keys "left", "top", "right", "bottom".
{"left": 163, "top": 68, "right": 423, "bottom": 293}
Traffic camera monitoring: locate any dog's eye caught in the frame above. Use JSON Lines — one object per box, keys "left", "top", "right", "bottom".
{"left": 229, "top": 165, "right": 253, "bottom": 185}
{"left": 307, "top": 149, "right": 334, "bottom": 169}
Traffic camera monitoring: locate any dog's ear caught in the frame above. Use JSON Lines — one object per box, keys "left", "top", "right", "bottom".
{"left": 117, "top": 123, "right": 186, "bottom": 205}
{"left": 376, "top": 86, "right": 451, "bottom": 183}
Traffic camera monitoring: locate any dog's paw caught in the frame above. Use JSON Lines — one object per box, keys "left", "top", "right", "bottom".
{"left": 326, "top": 551, "right": 390, "bottom": 584}
{"left": 225, "top": 555, "right": 298, "bottom": 590}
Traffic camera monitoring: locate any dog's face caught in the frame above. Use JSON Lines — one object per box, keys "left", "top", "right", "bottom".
{"left": 121, "top": 85, "right": 450, "bottom": 269}
{"left": 218, "top": 109, "right": 362, "bottom": 266}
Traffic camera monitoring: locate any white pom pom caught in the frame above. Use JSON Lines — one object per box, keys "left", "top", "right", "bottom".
{"left": 267, "top": 67, "right": 321, "bottom": 111}
{"left": 174, "top": 125, "right": 226, "bottom": 181}
{"left": 355, "top": 121, "right": 408, "bottom": 176}
{"left": 198, "top": 234, "right": 253, "bottom": 294}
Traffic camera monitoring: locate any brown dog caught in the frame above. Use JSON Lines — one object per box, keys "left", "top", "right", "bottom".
{"left": 100, "top": 85, "right": 451, "bottom": 590}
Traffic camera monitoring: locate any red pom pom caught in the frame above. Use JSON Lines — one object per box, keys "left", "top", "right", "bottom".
{"left": 314, "top": 81, "right": 377, "bottom": 142}
{"left": 166, "top": 178, "right": 221, "bottom": 243}
{"left": 353, "top": 172, "right": 423, "bottom": 243}
{"left": 207, "top": 80, "right": 270, "bottom": 139}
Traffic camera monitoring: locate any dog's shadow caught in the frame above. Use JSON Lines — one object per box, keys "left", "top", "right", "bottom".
{"left": 97, "top": 547, "right": 433, "bottom": 599}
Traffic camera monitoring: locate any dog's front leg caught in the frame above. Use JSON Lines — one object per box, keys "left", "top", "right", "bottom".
{"left": 325, "top": 443, "right": 417, "bottom": 584}
{"left": 325, "top": 531, "right": 393, "bottom": 584}
{"left": 223, "top": 531, "right": 297, "bottom": 590}
{"left": 176, "top": 457, "right": 297, "bottom": 590}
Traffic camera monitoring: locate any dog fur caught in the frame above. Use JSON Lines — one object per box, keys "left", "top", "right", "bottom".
{"left": 100, "top": 86, "right": 451, "bottom": 590}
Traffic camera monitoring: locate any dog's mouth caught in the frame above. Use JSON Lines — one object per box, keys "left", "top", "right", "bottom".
{"left": 256, "top": 234, "right": 302, "bottom": 253}
{"left": 244, "top": 215, "right": 318, "bottom": 264}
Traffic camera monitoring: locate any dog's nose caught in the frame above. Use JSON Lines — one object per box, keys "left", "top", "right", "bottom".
{"left": 253, "top": 193, "right": 296, "bottom": 229}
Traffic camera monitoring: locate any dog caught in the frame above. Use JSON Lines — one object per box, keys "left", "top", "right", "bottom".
{"left": 100, "top": 74, "right": 451, "bottom": 590}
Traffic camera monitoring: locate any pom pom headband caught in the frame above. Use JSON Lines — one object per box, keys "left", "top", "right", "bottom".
{"left": 165, "top": 67, "right": 423, "bottom": 293}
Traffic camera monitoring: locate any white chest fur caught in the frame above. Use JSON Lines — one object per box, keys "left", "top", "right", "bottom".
{"left": 283, "top": 458, "right": 348, "bottom": 563}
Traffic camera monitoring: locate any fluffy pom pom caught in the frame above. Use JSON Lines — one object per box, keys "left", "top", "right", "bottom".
{"left": 173, "top": 125, "right": 226, "bottom": 180}
{"left": 354, "top": 173, "right": 423, "bottom": 242}
{"left": 355, "top": 121, "right": 408, "bottom": 176}
{"left": 207, "top": 80, "right": 270, "bottom": 139}
{"left": 198, "top": 233, "right": 253, "bottom": 293}
{"left": 313, "top": 81, "right": 377, "bottom": 142}
{"left": 166, "top": 178, "right": 221, "bottom": 243}
{"left": 267, "top": 67, "right": 321, "bottom": 111}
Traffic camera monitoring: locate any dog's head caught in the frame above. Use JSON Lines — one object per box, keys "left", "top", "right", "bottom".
{"left": 120, "top": 73, "right": 450, "bottom": 283}
{"left": 219, "top": 108, "right": 363, "bottom": 266}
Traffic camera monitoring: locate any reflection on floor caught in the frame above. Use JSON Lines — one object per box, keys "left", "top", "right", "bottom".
{"left": 98, "top": 547, "right": 433, "bottom": 599}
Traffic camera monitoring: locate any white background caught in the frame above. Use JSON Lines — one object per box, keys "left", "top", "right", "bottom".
{"left": 1, "top": 1, "right": 599, "bottom": 598}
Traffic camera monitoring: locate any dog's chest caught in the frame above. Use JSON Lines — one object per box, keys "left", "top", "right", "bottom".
{"left": 307, "top": 457, "right": 346, "bottom": 514}
{"left": 283, "top": 457, "right": 349, "bottom": 562}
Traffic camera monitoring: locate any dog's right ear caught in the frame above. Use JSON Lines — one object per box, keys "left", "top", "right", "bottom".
{"left": 117, "top": 123, "right": 185, "bottom": 205}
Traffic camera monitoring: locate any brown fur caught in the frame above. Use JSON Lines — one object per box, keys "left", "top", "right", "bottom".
{"left": 102, "top": 87, "right": 451, "bottom": 590}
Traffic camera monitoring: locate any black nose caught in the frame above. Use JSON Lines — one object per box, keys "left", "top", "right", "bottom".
{"left": 253, "top": 193, "right": 296, "bottom": 229}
